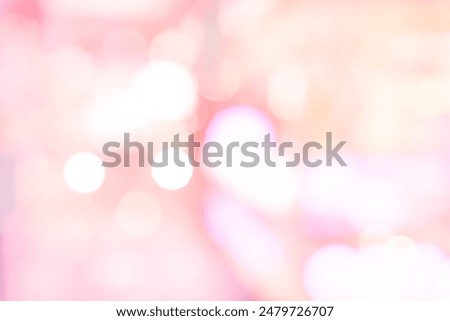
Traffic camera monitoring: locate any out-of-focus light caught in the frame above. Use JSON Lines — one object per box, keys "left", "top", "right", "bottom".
{"left": 64, "top": 152, "right": 105, "bottom": 194}
{"left": 205, "top": 194, "right": 301, "bottom": 299}
{"left": 396, "top": 156, "right": 447, "bottom": 221}
{"left": 86, "top": 60, "right": 197, "bottom": 142}
{"left": 151, "top": 148, "right": 193, "bottom": 191}
{"left": 204, "top": 106, "right": 298, "bottom": 214}
{"left": 215, "top": 163, "right": 298, "bottom": 214}
{"left": 304, "top": 240, "right": 450, "bottom": 300}
{"left": 431, "top": 260, "right": 450, "bottom": 299}
{"left": 299, "top": 164, "right": 408, "bottom": 230}
{"left": 267, "top": 63, "right": 307, "bottom": 120}
{"left": 85, "top": 91, "right": 193, "bottom": 150}
{"left": 205, "top": 105, "right": 275, "bottom": 143}
{"left": 116, "top": 190, "right": 161, "bottom": 238}
{"left": 86, "top": 91, "right": 146, "bottom": 139}
{"left": 132, "top": 60, "right": 198, "bottom": 122}
{"left": 401, "top": 156, "right": 446, "bottom": 196}
{"left": 205, "top": 193, "right": 286, "bottom": 275}
{"left": 386, "top": 235, "right": 415, "bottom": 250}
{"left": 406, "top": 77, "right": 450, "bottom": 118}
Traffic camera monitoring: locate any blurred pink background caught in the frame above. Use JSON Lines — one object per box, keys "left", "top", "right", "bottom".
{"left": 1, "top": 0, "right": 450, "bottom": 300}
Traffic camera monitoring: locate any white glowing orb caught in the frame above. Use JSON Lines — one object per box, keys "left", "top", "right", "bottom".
{"left": 212, "top": 162, "right": 298, "bottom": 214}
{"left": 204, "top": 105, "right": 298, "bottom": 214}
{"left": 116, "top": 190, "right": 162, "bottom": 238}
{"left": 87, "top": 90, "right": 151, "bottom": 138}
{"left": 205, "top": 105, "right": 275, "bottom": 144}
{"left": 85, "top": 60, "right": 197, "bottom": 144}
{"left": 151, "top": 149, "right": 193, "bottom": 191}
{"left": 64, "top": 152, "right": 105, "bottom": 194}
{"left": 132, "top": 60, "right": 198, "bottom": 121}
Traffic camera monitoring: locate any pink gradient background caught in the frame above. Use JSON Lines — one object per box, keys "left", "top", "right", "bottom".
{"left": 1, "top": 0, "right": 450, "bottom": 300}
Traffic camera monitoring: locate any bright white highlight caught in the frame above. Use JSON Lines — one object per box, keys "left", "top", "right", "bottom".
{"left": 64, "top": 152, "right": 105, "bottom": 194}
{"left": 205, "top": 105, "right": 275, "bottom": 144}
{"left": 85, "top": 60, "right": 197, "bottom": 144}
{"left": 204, "top": 105, "right": 298, "bottom": 214}
{"left": 151, "top": 149, "right": 193, "bottom": 191}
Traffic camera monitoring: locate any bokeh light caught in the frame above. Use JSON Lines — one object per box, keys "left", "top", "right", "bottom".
{"left": 203, "top": 106, "right": 298, "bottom": 214}
{"left": 2, "top": 0, "right": 450, "bottom": 301}
{"left": 63, "top": 152, "right": 105, "bottom": 194}
{"left": 151, "top": 148, "right": 193, "bottom": 191}
{"left": 132, "top": 60, "right": 198, "bottom": 122}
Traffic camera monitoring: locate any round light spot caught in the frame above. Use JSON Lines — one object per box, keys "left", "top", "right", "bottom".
{"left": 204, "top": 105, "right": 297, "bottom": 214}
{"left": 132, "top": 60, "right": 198, "bottom": 121}
{"left": 116, "top": 190, "right": 161, "bottom": 238}
{"left": 205, "top": 105, "right": 275, "bottom": 144}
{"left": 64, "top": 152, "right": 105, "bottom": 194}
{"left": 151, "top": 149, "right": 193, "bottom": 191}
